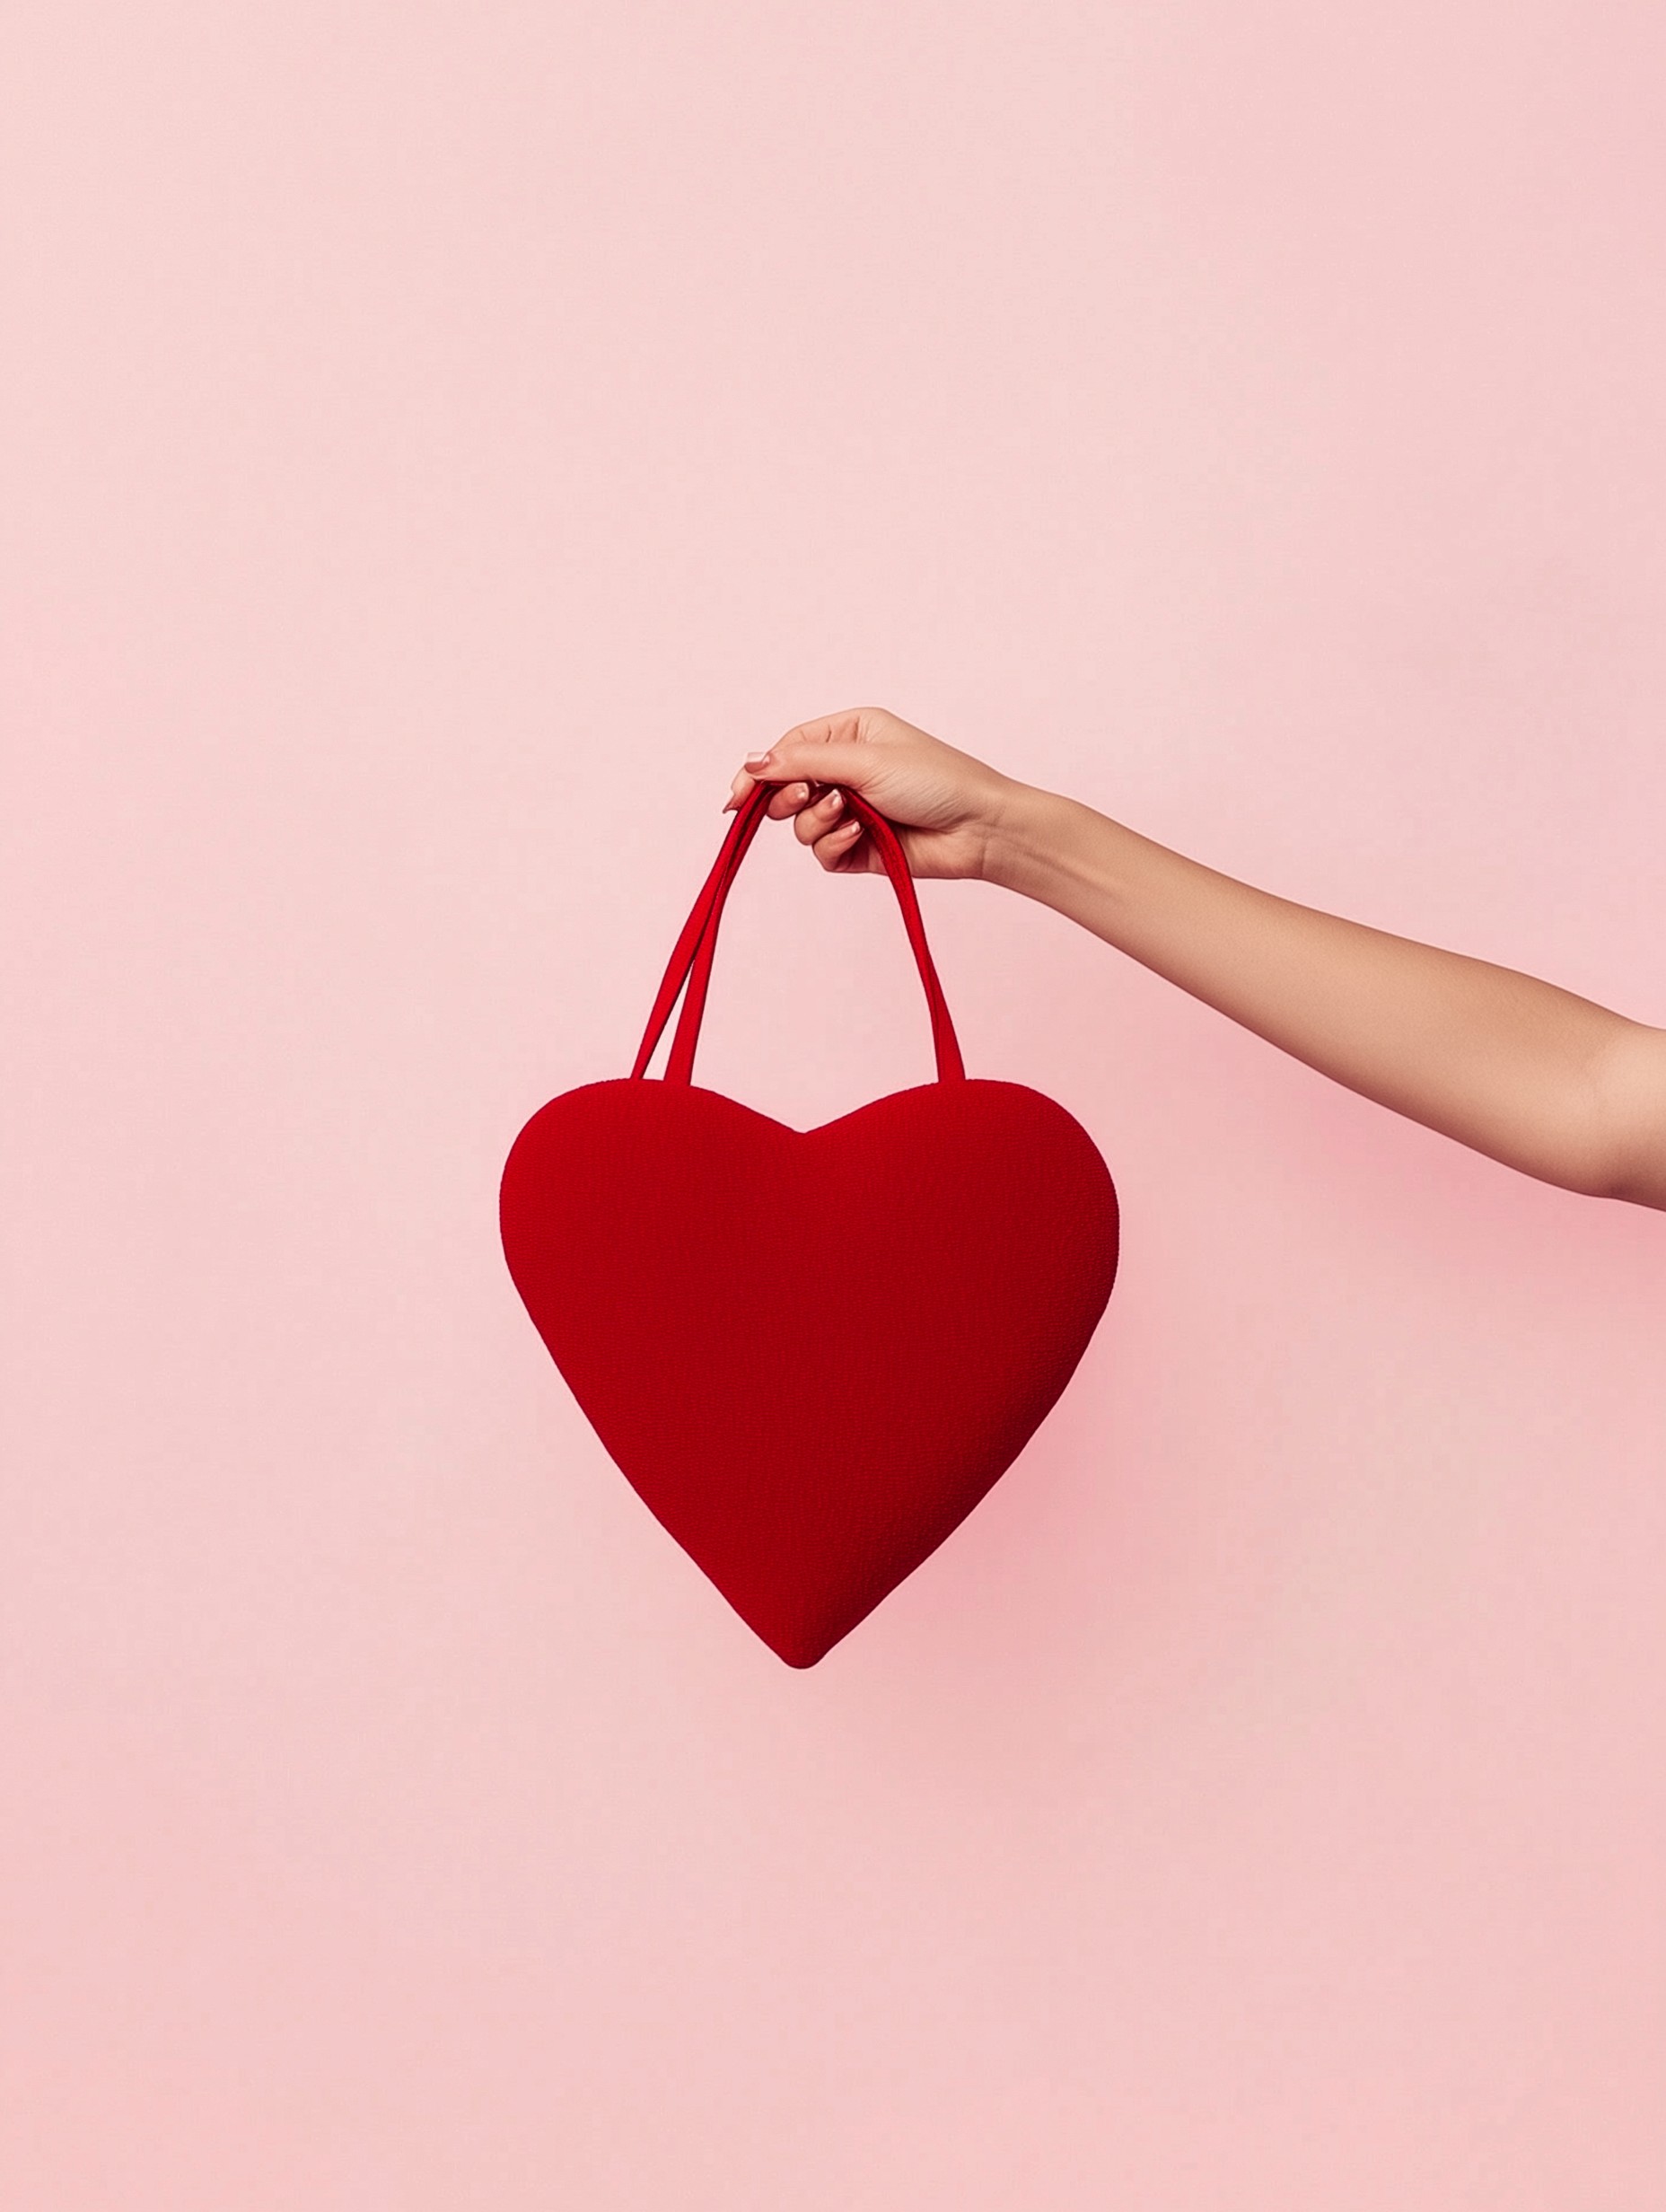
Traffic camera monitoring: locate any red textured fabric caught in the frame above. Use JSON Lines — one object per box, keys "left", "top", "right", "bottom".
{"left": 499, "top": 781, "right": 1120, "bottom": 1667}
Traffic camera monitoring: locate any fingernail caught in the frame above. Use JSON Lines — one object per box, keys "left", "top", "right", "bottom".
{"left": 743, "top": 751, "right": 774, "bottom": 771}
{"left": 822, "top": 787, "right": 844, "bottom": 813}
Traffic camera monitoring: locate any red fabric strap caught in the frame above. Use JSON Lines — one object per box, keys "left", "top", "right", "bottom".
{"left": 630, "top": 778, "right": 966, "bottom": 1086}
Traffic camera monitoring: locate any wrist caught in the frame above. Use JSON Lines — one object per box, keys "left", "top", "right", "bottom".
{"left": 980, "top": 778, "right": 1074, "bottom": 897}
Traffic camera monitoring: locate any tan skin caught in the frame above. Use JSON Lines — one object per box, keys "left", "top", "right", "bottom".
{"left": 723, "top": 708, "right": 1666, "bottom": 1213}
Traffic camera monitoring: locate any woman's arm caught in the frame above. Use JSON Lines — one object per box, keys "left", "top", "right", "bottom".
{"left": 988, "top": 782, "right": 1666, "bottom": 1210}
{"left": 726, "top": 708, "right": 1666, "bottom": 1213}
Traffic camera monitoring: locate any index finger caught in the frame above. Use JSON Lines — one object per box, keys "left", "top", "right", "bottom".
{"left": 723, "top": 768, "right": 820, "bottom": 816}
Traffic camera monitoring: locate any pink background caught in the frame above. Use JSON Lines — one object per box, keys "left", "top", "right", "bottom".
{"left": 5, "top": 4, "right": 1666, "bottom": 2204}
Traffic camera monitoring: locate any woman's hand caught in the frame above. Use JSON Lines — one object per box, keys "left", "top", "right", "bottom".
{"left": 723, "top": 707, "right": 1025, "bottom": 882}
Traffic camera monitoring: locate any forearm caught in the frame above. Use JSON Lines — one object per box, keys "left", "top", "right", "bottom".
{"left": 986, "top": 783, "right": 1634, "bottom": 1199}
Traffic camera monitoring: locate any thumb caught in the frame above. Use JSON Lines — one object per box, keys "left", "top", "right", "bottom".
{"left": 740, "top": 735, "right": 873, "bottom": 793}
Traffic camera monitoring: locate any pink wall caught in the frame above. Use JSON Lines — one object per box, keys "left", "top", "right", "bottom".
{"left": 5, "top": 4, "right": 1665, "bottom": 2204}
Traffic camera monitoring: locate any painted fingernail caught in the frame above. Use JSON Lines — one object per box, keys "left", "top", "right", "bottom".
{"left": 821, "top": 788, "right": 844, "bottom": 813}
{"left": 743, "top": 750, "right": 774, "bottom": 771}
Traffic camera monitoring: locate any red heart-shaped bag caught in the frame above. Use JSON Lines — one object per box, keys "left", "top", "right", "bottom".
{"left": 500, "top": 778, "right": 1119, "bottom": 1666}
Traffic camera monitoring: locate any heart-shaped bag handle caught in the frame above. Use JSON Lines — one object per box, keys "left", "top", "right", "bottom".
{"left": 630, "top": 777, "right": 966, "bottom": 1087}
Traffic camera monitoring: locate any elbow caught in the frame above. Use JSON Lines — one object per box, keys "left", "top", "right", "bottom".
{"left": 1600, "top": 1146, "right": 1666, "bottom": 1213}
{"left": 1588, "top": 1023, "right": 1666, "bottom": 1213}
